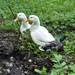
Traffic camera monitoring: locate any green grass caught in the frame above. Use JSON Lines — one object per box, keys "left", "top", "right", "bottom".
{"left": 0, "top": 0, "right": 75, "bottom": 74}
{"left": 0, "top": 0, "right": 75, "bottom": 29}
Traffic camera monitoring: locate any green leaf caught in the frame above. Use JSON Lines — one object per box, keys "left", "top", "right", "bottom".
{"left": 50, "top": 69, "right": 57, "bottom": 75}
{"left": 34, "top": 67, "right": 47, "bottom": 75}
{"left": 34, "top": 69, "right": 41, "bottom": 74}
{"left": 60, "top": 72, "right": 64, "bottom": 75}
{"left": 68, "top": 72, "right": 75, "bottom": 75}
{"left": 61, "top": 62, "right": 66, "bottom": 67}
{"left": 41, "top": 67, "right": 47, "bottom": 75}
{"left": 52, "top": 53, "right": 62, "bottom": 63}
{"left": 69, "top": 64, "right": 75, "bottom": 72}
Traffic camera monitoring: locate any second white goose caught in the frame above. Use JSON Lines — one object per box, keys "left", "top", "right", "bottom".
{"left": 14, "top": 12, "right": 31, "bottom": 34}
{"left": 28, "top": 15, "right": 63, "bottom": 51}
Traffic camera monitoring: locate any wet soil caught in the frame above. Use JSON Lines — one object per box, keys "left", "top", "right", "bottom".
{"left": 0, "top": 30, "right": 19, "bottom": 55}
{"left": 0, "top": 30, "right": 53, "bottom": 75}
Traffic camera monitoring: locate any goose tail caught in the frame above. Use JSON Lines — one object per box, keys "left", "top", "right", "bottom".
{"left": 42, "top": 41, "right": 64, "bottom": 52}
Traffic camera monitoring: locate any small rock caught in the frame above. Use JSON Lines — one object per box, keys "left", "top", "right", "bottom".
{"left": 24, "top": 71, "right": 28, "bottom": 74}
{"left": 10, "top": 56, "right": 15, "bottom": 62}
{"left": 0, "top": 71, "right": 2, "bottom": 73}
{"left": 6, "top": 69, "right": 10, "bottom": 73}
{"left": 28, "top": 59, "right": 32, "bottom": 63}
{"left": 9, "top": 63, "right": 13, "bottom": 67}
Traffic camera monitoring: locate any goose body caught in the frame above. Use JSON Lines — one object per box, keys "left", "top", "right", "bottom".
{"left": 28, "top": 15, "right": 63, "bottom": 51}
{"left": 30, "top": 25, "right": 55, "bottom": 46}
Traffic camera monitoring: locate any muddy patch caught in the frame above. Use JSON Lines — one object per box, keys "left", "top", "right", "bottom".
{"left": 0, "top": 30, "right": 19, "bottom": 55}
{"left": 0, "top": 30, "right": 53, "bottom": 75}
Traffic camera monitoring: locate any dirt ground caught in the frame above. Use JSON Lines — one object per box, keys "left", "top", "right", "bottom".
{"left": 0, "top": 30, "right": 53, "bottom": 75}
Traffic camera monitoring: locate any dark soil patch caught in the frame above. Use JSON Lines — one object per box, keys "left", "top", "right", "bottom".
{"left": 0, "top": 30, "right": 19, "bottom": 55}
{"left": 0, "top": 30, "right": 53, "bottom": 75}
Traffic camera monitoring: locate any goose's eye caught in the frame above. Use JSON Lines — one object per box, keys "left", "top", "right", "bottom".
{"left": 19, "top": 15, "right": 21, "bottom": 16}
{"left": 30, "top": 17, "right": 33, "bottom": 18}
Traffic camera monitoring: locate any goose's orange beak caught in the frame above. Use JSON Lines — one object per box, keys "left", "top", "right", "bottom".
{"left": 25, "top": 19, "right": 29, "bottom": 22}
{"left": 27, "top": 19, "right": 33, "bottom": 24}
{"left": 14, "top": 17, "right": 18, "bottom": 22}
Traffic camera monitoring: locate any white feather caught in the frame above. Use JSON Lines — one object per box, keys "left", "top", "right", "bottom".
{"left": 20, "top": 23, "right": 31, "bottom": 34}
{"left": 31, "top": 26, "right": 55, "bottom": 46}
{"left": 29, "top": 15, "right": 55, "bottom": 47}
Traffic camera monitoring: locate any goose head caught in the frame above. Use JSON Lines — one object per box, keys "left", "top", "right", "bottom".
{"left": 14, "top": 12, "right": 27, "bottom": 22}
{"left": 28, "top": 15, "right": 40, "bottom": 25}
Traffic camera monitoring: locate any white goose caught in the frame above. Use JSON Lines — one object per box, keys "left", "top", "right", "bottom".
{"left": 14, "top": 13, "right": 31, "bottom": 34}
{"left": 28, "top": 15, "right": 63, "bottom": 51}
